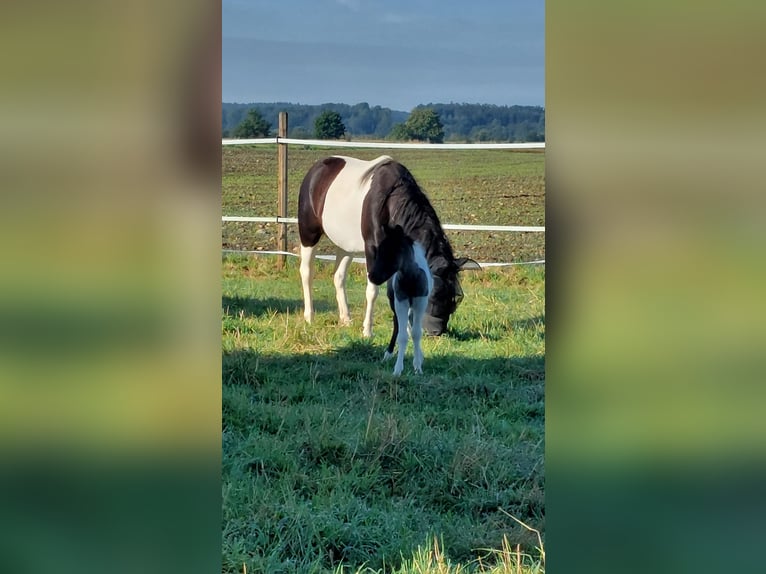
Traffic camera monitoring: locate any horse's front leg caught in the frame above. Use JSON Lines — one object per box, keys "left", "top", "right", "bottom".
{"left": 392, "top": 300, "right": 410, "bottom": 375}
{"left": 333, "top": 251, "right": 354, "bottom": 326}
{"left": 362, "top": 279, "right": 379, "bottom": 338}
{"left": 300, "top": 244, "right": 317, "bottom": 323}
{"left": 383, "top": 302, "right": 398, "bottom": 361}
{"left": 411, "top": 297, "right": 428, "bottom": 374}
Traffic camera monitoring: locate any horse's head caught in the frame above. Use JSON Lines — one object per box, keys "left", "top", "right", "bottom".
{"left": 424, "top": 256, "right": 481, "bottom": 335}
{"left": 367, "top": 224, "right": 411, "bottom": 286}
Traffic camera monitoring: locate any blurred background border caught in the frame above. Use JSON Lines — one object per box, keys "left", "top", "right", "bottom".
{"left": 1, "top": 1, "right": 764, "bottom": 572}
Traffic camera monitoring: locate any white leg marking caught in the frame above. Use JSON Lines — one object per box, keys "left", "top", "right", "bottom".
{"left": 393, "top": 299, "right": 410, "bottom": 375}
{"left": 299, "top": 244, "right": 316, "bottom": 324}
{"left": 362, "top": 279, "right": 379, "bottom": 338}
{"left": 333, "top": 250, "right": 354, "bottom": 326}
{"left": 411, "top": 297, "right": 428, "bottom": 374}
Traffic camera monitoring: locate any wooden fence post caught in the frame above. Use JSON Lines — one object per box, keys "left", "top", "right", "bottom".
{"left": 277, "top": 112, "right": 288, "bottom": 269}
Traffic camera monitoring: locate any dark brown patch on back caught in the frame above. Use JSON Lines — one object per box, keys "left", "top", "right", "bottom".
{"left": 298, "top": 156, "right": 346, "bottom": 247}
{"left": 311, "top": 157, "right": 345, "bottom": 219}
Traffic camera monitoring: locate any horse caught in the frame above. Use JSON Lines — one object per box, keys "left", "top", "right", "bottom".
{"left": 298, "top": 155, "right": 479, "bottom": 337}
{"left": 367, "top": 224, "right": 433, "bottom": 375}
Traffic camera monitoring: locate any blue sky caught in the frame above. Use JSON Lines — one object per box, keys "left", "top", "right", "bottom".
{"left": 222, "top": 0, "right": 544, "bottom": 111}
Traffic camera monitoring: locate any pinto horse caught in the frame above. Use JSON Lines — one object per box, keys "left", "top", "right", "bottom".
{"left": 298, "top": 155, "right": 479, "bottom": 337}
{"left": 368, "top": 224, "right": 433, "bottom": 375}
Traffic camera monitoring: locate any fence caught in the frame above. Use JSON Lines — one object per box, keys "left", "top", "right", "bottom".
{"left": 222, "top": 112, "right": 545, "bottom": 268}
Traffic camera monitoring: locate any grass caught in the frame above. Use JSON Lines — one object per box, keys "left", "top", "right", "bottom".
{"left": 222, "top": 255, "right": 544, "bottom": 573}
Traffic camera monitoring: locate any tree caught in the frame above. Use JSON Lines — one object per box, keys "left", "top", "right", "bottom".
{"left": 233, "top": 109, "right": 271, "bottom": 138}
{"left": 314, "top": 110, "right": 346, "bottom": 139}
{"left": 347, "top": 102, "right": 375, "bottom": 135}
{"left": 222, "top": 102, "right": 544, "bottom": 141}
{"left": 290, "top": 126, "right": 311, "bottom": 139}
{"left": 404, "top": 108, "right": 444, "bottom": 143}
{"left": 387, "top": 122, "right": 411, "bottom": 141}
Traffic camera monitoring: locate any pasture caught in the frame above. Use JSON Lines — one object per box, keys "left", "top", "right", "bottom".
{"left": 222, "top": 147, "right": 545, "bottom": 573}
{"left": 222, "top": 147, "right": 544, "bottom": 265}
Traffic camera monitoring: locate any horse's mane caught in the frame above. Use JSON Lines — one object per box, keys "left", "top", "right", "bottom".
{"left": 383, "top": 164, "right": 456, "bottom": 269}
{"left": 380, "top": 163, "right": 464, "bottom": 316}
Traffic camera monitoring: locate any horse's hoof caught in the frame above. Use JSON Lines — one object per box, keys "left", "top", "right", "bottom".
{"left": 382, "top": 351, "right": 394, "bottom": 362}
{"left": 304, "top": 312, "right": 314, "bottom": 324}
{"left": 362, "top": 329, "right": 373, "bottom": 338}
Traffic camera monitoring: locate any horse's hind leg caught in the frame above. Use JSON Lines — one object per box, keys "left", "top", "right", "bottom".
{"left": 300, "top": 243, "right": 317, "bottom": 323}
{"left": 333, "top": 250, "right": 354, "bottom": 326}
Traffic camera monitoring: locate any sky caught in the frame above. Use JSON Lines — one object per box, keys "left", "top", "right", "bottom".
{"left": 222, "top": 0, "right": 544, "bottom": 111}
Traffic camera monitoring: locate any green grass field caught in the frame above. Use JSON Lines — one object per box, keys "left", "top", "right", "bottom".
{"left": 222, "top": 147, "right": 545, "bottom": 573}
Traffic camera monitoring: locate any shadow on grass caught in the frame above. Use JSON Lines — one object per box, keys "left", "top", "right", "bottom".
{"left": 221, "top": 341, "right": 545, "bottom": 570}
{"left": 223, "top": 339, "right": 544, "bottom": 387}
{"left": 222, "top": 295, "right": 334, "bottom": 318}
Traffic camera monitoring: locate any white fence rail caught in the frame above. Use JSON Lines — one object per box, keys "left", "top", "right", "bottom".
{"left": 221, "top": 215, "right": 544, "bottom": 234}
{"left": 222, "top": 137, "right": 545, "bottom": 151}
{"left": 222, "top": 249, "right": 545, "bottom": 268}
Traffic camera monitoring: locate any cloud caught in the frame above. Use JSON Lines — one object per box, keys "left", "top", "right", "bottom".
{"left": 382, "top": 12, "right": 411, "bottom": 24}
{"left": 335, "top": 0, "right": 361, "bottom": 11}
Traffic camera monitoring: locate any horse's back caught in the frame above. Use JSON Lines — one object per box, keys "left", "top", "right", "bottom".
{"left": 320, "top": 155, "right": 393, "bottom": 253}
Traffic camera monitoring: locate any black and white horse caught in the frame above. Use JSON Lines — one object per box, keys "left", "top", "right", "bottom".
{"left": 298, "top": 155, "right": 479, "bottom": 337}
{"left": 367, "top": 224, "right": 433, "bottom": 375}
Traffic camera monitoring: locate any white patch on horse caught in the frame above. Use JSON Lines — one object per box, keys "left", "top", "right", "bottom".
{"left": 321, "top": 155, "right": 392, "bottom": 254}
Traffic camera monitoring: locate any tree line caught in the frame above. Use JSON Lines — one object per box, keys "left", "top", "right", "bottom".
{"left": 222, "top": 101, "right": 544, "bottom": 143}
